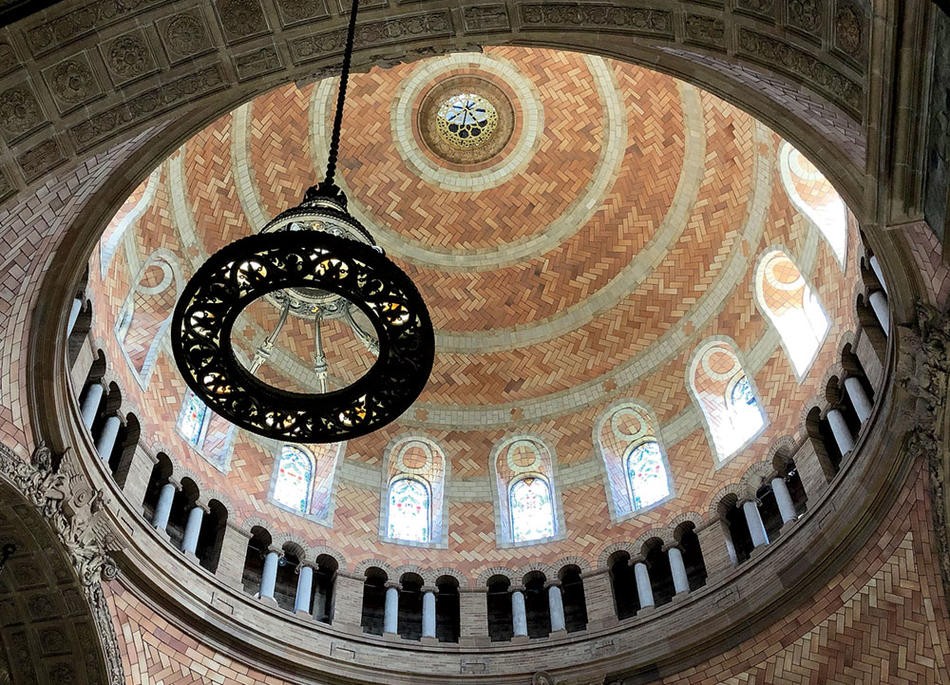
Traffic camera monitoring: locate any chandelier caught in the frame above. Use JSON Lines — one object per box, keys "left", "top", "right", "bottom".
{"left": 171, "top": 0, "right": 434, "bottom": 444}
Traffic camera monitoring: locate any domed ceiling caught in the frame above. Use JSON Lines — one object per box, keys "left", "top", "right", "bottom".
{"left": 88, "top": 46, "right": 860, "bottom": 578}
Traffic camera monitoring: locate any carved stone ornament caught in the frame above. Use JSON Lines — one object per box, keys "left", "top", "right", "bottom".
{"left": 900, "top": 302, "right": 950, "bottom": 612}
{"left": 834, "top": 2, "right": 865, "bottom": 58}
{"left": 277, "top": 0, "right": 329, "bottom": 23}
{"left": 787, "top": 0, "right": 823, "bottom": 34}
{"left": 107, "top": 33, "right": 154, "bottom": 81}
{"left": 532, "top": 672, "right": 556, "bottom": 685}
{"left": 685, "top": 14, "right": 726, "bottom": 49}
{"left": 162, "top": 13, "right": 210, "bottom": 60}
{"left": 0, "top": 441, "right": 124, "bottom": 684}
{"left": 519, "top": 3, "right": 673, "bottom": 37}
{"left": 462, "top": 5, "right": 510, "bottom": 33}
{"left": 17, "top": 138, "right": 67, "bottom": 183}
{"left": 0, "top": 42, "right": 17, "bottom": 77}
{"left": 216, "top": 0, "right": 268, "bottom": 40}
{"left": 48, "top": 57, "right": 97, "bottom": 104}
{"left": 27, "top": 0, "right": 160, "bottom": 55}
{"left": 0, "top": 85, "right": 43, "bottom": 138}
{"left": 735, "top": 0, "right": 774, "bottom": 14}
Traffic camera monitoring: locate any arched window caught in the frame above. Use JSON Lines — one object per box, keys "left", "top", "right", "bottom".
{"left": 272, "top": 446, "right": 314, "bottom": 514}
{"left": 689, "top": 339, "right": 767, "bottom": 463}
{"left": 755, "top": 249, "right": 829, "bottom": 378}
{"left": 491, "top": 437, "right": 561, "bottom": 545}
{"left": 779, "top": 143, "right": 848, "bottom": 267}
{"left": 176, "top": 388, "right": 236, "bottom": 472}
{"left": 509, "top": 476, "right": 555, "bottom": 542}
{"left": 625, "top": 441, "right": 669, "bottom": 509}
{"left": 387, "top": 477, "right": 430, "bottom": 543}
{"left": 115, "top": 251, "right": 180, "bottom": 387}
{"left": 178, "top": 389, "right": 210, "bottom": 447}
{"left": 596, "top": 403, "right": 672, "bottom": 519}
{"left": 381, "top": 437, "right": 447, "bottom": 545}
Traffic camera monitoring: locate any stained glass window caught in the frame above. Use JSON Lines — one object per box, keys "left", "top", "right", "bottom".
{"left": 273, "top": 446, "right": 314, "bottom": 514}
{"left": 727, "top": 375, "right": 765, "bottom": 441}
{"left": 387, "top": 478, "right": 430, "bottom": 543}
{"left": 510, "top": 477, "right": 555, "bottom": 543}
{"left": 178, "top": 390, "right": 209, "bottom": 447}
{"left": 626, "top": 441, "right": 669, "bottom": 509}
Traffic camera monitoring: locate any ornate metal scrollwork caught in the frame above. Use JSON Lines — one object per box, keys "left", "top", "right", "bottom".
{"left": 172, "top": 229, "right": 434, "bottom": 443}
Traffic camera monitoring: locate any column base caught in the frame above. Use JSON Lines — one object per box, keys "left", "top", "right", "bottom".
{"left": 383, "top": 631, "right": 400, "bottom": 642}
{"left": 152, "top": 527, "right": 171, "bottom": 543}
{"left": 183, "top": 551, "right": 200, "bottom": 564}
{"left": 636, "top": 605, "right": 656, "bottom": 617}
{"left": 779, "top": 520, "right": 798, "bottom": 536}
{"left": 672, "top": 591, "right": 690, "bottom": 603}
{"left": 548, "top": 629, "right": 568, "bottom": 639}
{"left": 295, "top": 609, "right": 313, "bottom": 618}
{"left": 420, "top": 636, "right": 439, "bottom": 646}
{"left": 258, "top": 596, "right": 278, "bottom": 608}
{"left": 510, "top": 635, "right": 530, "bottom": 645}
{"left": 750, "top": 544, "right": 770, "bottom": 559}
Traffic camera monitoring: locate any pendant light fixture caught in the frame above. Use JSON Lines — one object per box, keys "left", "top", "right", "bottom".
{"left": 172, "top": 0, "right": 434, "bottom": 444}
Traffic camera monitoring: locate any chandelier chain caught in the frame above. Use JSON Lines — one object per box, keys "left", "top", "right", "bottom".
{"left": 323, "top": 0, "right": 360, "bottom": 191}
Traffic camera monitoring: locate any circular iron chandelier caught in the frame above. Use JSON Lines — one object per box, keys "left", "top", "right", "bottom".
{"left": 172, "top": 0, "right": 434, "bottom": 443}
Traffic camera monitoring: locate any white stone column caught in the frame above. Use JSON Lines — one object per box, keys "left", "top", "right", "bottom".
{"left": 66, "top": 297, "right": 83, "bottom": 337}
{"left": 151, "top": 482, "right": 176, "bottom": 532}
{"left": 869, "top": 290, "right": 890, "bottom": 334}
{"left": 95, "top": 415, "right": 121, "bottom": 463}
{"left": 742, "top": 500, "right": 769, "bottom": 548}
{"left": 869, "top": 255, "right": 887, "bottom": 294}
{"left": 181, "top": 504, "right": 206, "bottom": 558}
{"left": 667, "top": 546, "right": 689, "bottom": 595}
{"left": 771, "top": 477, "right": 798, "bottom": 525}
{"left": 80, "top": 383, "right": 104, "bottom": 429}
{"left": 294, "top": 564, "right": 314, "bottom": 615}
{"left": 827, "top": 408, "right": 855, "bottom": 456}
{"left": 547, "top": 582, "right": 566, "bottom": 633}
{"left": 422, "top": 588, "right": 437, "bottom": 639}
{"left": 633, "top": 561, "right": 654, "bottom": 609}
{"left": 511, "top": 588, "right": 528, "bottom": 637}
{"left": 383, "top": 583, "right": 400, "bottom": 635}
{"left": 844, "top": 376, "right": 873, "bottom": 424}
{"left": 260, "top": 549, "right": 280, "bottom": 602}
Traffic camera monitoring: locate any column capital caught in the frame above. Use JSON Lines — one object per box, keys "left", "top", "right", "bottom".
{"left": 191, "top": 501, "right": 211, "bottom": 515}
{"left": 629, "top": 556, "right": 647, "bottom": 567}
{"left": 420, "top": 585, "right": 439, "bottom": 594}
{"left": 509, "top": 584, "right": 525, "bottom": 593}
{"left": 384, "top": 581, "right": 402, "bottom": 591}
{"left": 297, "top": 560, "right": 319, "bottom": 573}
{"left": 265, "top": 545, "right": 284, "bottom": 557}
{"left": 165, "top": 477, "right": 183, "bottom": 491}
{"left": 543, "top": 579, "right": 562, "bottom": 589}
{"left": 661, "top": 542, "right": 682, "bottom": 553}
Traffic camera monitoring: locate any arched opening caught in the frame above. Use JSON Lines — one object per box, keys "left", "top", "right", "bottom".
{"left": 486, "top": 575, "right": 513, "bottom": 642}
{"left": 397, "top": 573, "right": 424, "bottom": 641}
{"left": 756, "top": 483, "right": 784, "bottom": 543}
{"left": 435, "top": 575, "right": 460, "bottom": 643}
{"left": 242, "top": 527, "right": 272, "bottom": 597}
{"left": 675, "top": 522, "right": 707, "bottom": 591}
{"left": 608, "top": 551, "right": 639, "bottom": 620}
{"left": 720, "top": 496, "right": 754, "bottom": 564}
{"left": 142, "top": 451, "right": 173, "bottom": 521}
{"left": 643, "top": 539, "right": 674, "bottom": 607}
{"left": 523, "top": 571, "right": 550, "bottom": 639}
{"left": 108, "top": 412, "right": 139, "bottom": 488}
{"left": 806, "top": 406, "right": 841, "bottom": 479}
{"left": 559, "top": 565, "right": 588, "bottom": 633}
{"left": 361, "top": 567, "right": 388, "bottom": 636}
{"left": 274, "top": 544, "right": 302, "bottom": 613}
{"left": 166, "top": 477, "right": 199, "bottom": 551}
{"left": 313, "top": 554, "right": 338, "bottom": 624}
{"left": 197, "top": 499, "right": 227, "bottom": 573}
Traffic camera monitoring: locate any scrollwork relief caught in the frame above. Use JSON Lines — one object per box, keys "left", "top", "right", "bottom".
{"left": 519, "top": 4, "right": 673, "bottom": 37}
{"left": 215, "top": 0, "right": 268, "bottom": 41}
{"left": 787, "top": 0, "right": 823, "bottom": 34}
{"left": 47, "top": 56, "right": 98, "bottom": 106}
{"left": 160, "top": 13, "right": 211, "bottom": 61}
{"left": 0, "top": 85, "right": 44, "bottom": 140}
{"left": 106, "top": 33, "right": 154, "bottom": 82}
{"left": 834, "top": 1, "right": 866, "bottom": 60}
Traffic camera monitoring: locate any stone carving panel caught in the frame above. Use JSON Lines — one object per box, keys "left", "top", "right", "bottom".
{"left": 70, "top": 65, "right": 225, "bottom": 150}
{"left": 684, "top": 14, "right": 726, "bottom": 50}
{"left": 276, "top": 0, "right": 329, "bottom": 26}
{"left": 787, "top": 0, "right": 824, "bottom": 35}
{"left": 0, "top": 165, "right": 14, "bottom": 203}
{"left": 43, "top": 52, "right": 102, "bottom": 112}
{"left": 214, "top": 0, "right": 270, "bottom": 43}
{"left": 233, "top": 44, "right": 283, "bottom": 81}
{"left": 0, "top": 41, "right": 17, "bottom": 77}
{"left": 833, "top": 0, "right": 867, "bottom": 64}
{"left": 157, "top": 10, "right": 214, "bottom": 64}
{"left": 462, "top": 5, "right": 510, "bottom": 33}
{"left": 101, "top": 29, "right": 158, "bottom": 85}
{"left": 289, "top": 11, "right": 453, "bottom": 64}
{"left": 737, "top": 28, "right": 862, "bottom": 118}
{"left": 0, "top": 83, "right": 45, "bottom": 142}
{"left": 17, "top": 138, "right": 67, "bottom": 182}
{"left": 734, "top": 0, "right": 775, "bottom": 19}
{"left": 25, "top": 0, "right": 164, "bottom": 56}
{"left": 519, "top": 3, "right": 673, "bottom": 37}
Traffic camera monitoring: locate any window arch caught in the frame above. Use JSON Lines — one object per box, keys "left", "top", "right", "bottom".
{"left": 596, "top": 403, "right": 672, "bottom": 519}
{"left": 490, "top": 437, "right": 562, "bottom": 545}
{"left": 778, "top": 142, "right": 848, "bottom": 268}
{"left": 688, "top": 339, "right": 767, "bottom": 463}
{"left": 754, "top": 249, "right": 829, "bottom": 378}
{"left": 381, "top": 437, "right": 447, "bottom": 545}
{"left": 272, "top": 445, "right": 314, "bottom": 514}
{"left": 115, "top": 250, "right": 180, "bottom": 388}
{"left": 99, "top": 167, "right": 160, "bottom": 277}
{"left": 176, "top": 388, "right": 236, "bottom": 472}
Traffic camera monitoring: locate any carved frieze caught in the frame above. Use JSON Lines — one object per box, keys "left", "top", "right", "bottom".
{"left": 684, "top": 14, "right": 726, "bottom": 50}
{"left": 43, "top": 53, "right": 101, "bottom": 112}
{"left": 157, "top": 11, "right": 213, "bottom": 64}
{"left": 26, "top": 0, "right": 164, "bottom": 56}
{"left": 17, "top": 138, "right": 67, "bottom": 183}
{"left": 69, "top": 66, "right": 225, "bottom": 150}
{"left": 787, "top": 0, "right": 823, "bottom": 35}
{"left": 834, "top": 0, "right": 866, "bottom": 64}
{"left": 233, "top": 45, "right": 283, "bottom": 81}
{"left": 276, "top": 0, "right": 329, "bottom": 26}
{"left": 519, "top": 4, "right": 673, "bottom": 37}
{"left": 0, "top": 84, "right": 45, "bottom": 142}
{"left": 214, "top": 0, "right": 270, "bottom": 43}
{"left": 737, "top": 28, "right": 862, "bottom": 118}
{"left": 289, "top": 11, "right": 453, "bottom": 64}
{"left": 463, "top": 5, "right": 510, "bottom": 33}
{"left": 102, "top": 29, "right": 157, "bottom": 85}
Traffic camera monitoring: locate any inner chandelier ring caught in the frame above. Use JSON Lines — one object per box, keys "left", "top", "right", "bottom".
{"left": 172, "top": 231, "right": 434, "bottom": 443}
